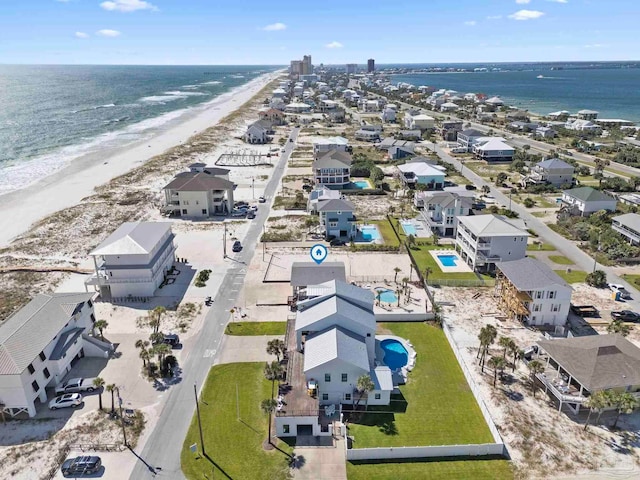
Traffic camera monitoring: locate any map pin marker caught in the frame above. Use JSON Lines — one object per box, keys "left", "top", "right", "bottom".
{"left": 310, "top": 244, "right": 328, "bottom": 265}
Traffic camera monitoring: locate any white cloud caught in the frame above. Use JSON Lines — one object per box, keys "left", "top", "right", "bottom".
{"left": 486, "top": 15, "right": 502, "bottom": 20}
{"left": 325, "top": 41, "right": 343, "bottom": 49}
{"left": 100, "top": 0, "right": 157, "bottom": 12}
{"left": 75, "top": 31, "right": 89, "bottom": 38}
{"left": 516, "top": 0, "right": 531, "bottom": 4}
{"left": 584, "top": 43, "right": 607, "bottom": 48}
{"left": 262, "top": 22, "right": 287, "bottom": 31}
{"left": 548, "top": 0, "right": 568, "bottom": 3}
{"left": 464, "top": 20, "right": 477, "bottom": 26}
{"left": 508, "top": 9, "right": 545, "bottom": 20}
{"left": 96, "top": 29, "right": 122, "bottom": 37}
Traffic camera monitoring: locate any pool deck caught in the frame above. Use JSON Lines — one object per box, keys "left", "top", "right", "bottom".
{"left": 428, "top": 249, "right": 472, "bottom": 273}
{"left": 354, "top": 223, "right": 384, "bottom": 245}
{"left": 375, "top": 335, "right": 417, "bottom": 386}
{"left": 400, "top": 218, "right": 431, "bottom": 238}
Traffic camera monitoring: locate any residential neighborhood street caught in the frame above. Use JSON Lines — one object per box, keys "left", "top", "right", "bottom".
{"left": 128, "top": 128, "right": 299, "bottom": 480}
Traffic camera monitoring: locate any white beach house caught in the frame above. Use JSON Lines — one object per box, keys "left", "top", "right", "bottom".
{"left": 612, "top": 213, "right": 640, "bottom": 245}
{"left": 86, "top": 222, "right": 176, "bottom": 300}
{"left": 560, "top": 187, "right": 617, "bottom": 216}
{"left": 0, "top": 293, "right": 112, "bottom": 417}
{"left": 522, "top": 158, "right": 575, "bottom": 188}
{"left": 417, "top": 190, "right": 474, "bottom": 236}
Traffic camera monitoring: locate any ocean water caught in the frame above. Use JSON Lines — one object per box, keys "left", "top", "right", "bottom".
{"left": 388, "top": 62, "right": 640, "bottom": 123}
{"left": 0, "top": 65, "right": 278, "bottom": 194}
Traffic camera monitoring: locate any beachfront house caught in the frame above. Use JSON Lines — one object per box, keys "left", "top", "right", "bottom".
{"left": 495, "top": 258, "right": 572, "bottom": 328}
{"left": 455, "top": 214, "right": 529, "bottom": 272}
{"left": 416, "top": 190, "right": 474, "bottom": 236}
{"left": 397, "top": 162, "right": 446, "bottom": 190}
{"left": 441, "top": 120, "right": 463, "bottom": 141}
{"left": 612, "top": 213, "right": 640, "bottom": 245}
{"left": 243, "top": 122, "right": 270, "bottom": 144}
{"left": 565, "top": 119, "right": 601, "bottom": 134}
{"left": 456, "top": 128, "right": 485, "bottom": 152}
{"left": 0, "top": 292, "right": 113, "bottom": 418}
{"left": 535, "top": 334, "right": 640, "bottom": 415}
{"left": 317, "top": 198, "right": 357, "bottom": 240}
{"left": 559, "top": 187, "right": 617, "bottom": 217}
{"left": 276, "top": 280, "right": 393, "bottom": 438}
{"left": 577, "top": 109, "right": 599, "bottom": 121}
{"left": 484, "top": 96, "right": 504, "bottom": 110}
{"left": 522, "top": 158, "right": 575, "bottom": 188}
{"left": 313, "top": 150, "right": 352, "bottom": 188}
{"left": 85, "top": 222, "right": 176, "bottom": 300}
{"left": 163, "top": 164, "right": 235, "bottom": 217}
{"left": 258, "top": 108, "right": 286, "bottom": 125}
{"left": 312, "top": 137, "right": 350, "bottom": 155}
{"left": 472, "top": 137, "right": 515, "bottom": 162}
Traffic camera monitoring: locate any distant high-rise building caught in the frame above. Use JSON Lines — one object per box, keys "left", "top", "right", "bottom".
{"left": 302, "top": 55, "right": 313, "bottom": 75}
{"left": 290, "top": 60, "right": 302, "bottom": 76}
{"left": 346, "top": 63, "right": 357, "bottom": 74}
{"left": 367, "top": 58, "right": 375, "bottom": 73}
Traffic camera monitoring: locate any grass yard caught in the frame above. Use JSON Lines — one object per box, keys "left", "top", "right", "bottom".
{"left": 347, "top": 458, "right": 513, "bottom": 480}
{"left": 372, "top": 219, "right": 401, "bottom": 247}
{"left": 181, "top": 363, "right": 293, "bottom": 480}
{"left": 622, "top": 274, "right": 640, "bottom": 290}
{"left": 554, "top": 270, "right": 588, "bottom": 284}
{"left": 225, "top": 322, "right": 286, "bottom": 336}
{"left": 347, "top": 323, "right": 494, "bottom": 448}
{"left": 409, "top": 244, "right": 493, "bottom": 283}
{"left": 527, "top": 241, "right": 556, "bottom": 251}
{"left": 548, "top": 255, "right": 574, "bottom": 265}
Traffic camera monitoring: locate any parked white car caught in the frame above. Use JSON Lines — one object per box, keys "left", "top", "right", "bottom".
{"left": 49, "top": 393, "right": 83, "bottom": 410}
{"left": 608, "top": 284, "right": 632, "bottom": 300}
{"left": 55, "top": 377, "right": 97, "bottom": 395}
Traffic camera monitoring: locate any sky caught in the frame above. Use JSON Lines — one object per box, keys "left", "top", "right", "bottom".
{"left": 0, "top": 0, "right": 638, "bottom": 65}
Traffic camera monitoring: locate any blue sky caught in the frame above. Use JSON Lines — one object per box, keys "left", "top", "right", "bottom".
{"left": 0, "top": 0, "right": 638, "bottom": 64}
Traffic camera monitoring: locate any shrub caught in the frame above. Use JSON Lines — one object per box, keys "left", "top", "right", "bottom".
{"left": 523, "top": 198, "right": 536, "bottom": 208}
{"left": 585, "top": 270, "right": 607, "bottom": 288}
{"left": 195, "top": 269, "right": 212, "bottom": 287}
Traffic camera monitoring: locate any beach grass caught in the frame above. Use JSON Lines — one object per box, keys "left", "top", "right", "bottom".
{"left": 348, "top": 323, "right": 495, "bottom": 448}
{"left": 181, "top": 363, "right": 293, "bottom": 480}
{"left": 225, "top": 322, "right": 286, "bottom": 336}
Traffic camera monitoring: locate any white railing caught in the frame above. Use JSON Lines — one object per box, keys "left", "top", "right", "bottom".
{"left": 346, "top": 443, "right": 505, "bottom": 461}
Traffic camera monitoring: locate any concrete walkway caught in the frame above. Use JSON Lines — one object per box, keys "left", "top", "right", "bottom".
{"left": 292, "top": 437, "right": 347, "bottom": 480}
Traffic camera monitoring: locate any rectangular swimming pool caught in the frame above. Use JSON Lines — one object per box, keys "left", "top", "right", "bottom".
{"left": 352, "top": 180, "right": 371, "bottom": 189}
{"left": 401, "top": 221, "right": 417, "bottom": 236}
{"left": 360, "top": 225, "right": 381, "bottom": 241}
{"left": 437, "top": 254, "right": 459, "bottom": 267}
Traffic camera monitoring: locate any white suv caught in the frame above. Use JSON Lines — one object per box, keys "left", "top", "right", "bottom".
{"left": 608, "top": 284, "right": 632, "bottom": 300}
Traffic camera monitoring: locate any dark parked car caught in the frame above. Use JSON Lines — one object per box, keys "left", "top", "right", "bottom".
{"left": 232, "top": 240, "right": 242, "bottom": 252}
{"left": 246, "top": 211, "right": 256, "bottom": 219}
{"left": 330, "top": 238, "right": 346, "bottom": 246}
{"left": 258, "top": 196, "right": 266, "bottom": 203}
{"left": 153, "top": 333, "right": 180, "bottom": 347}
{"left": 611, "top": 311, "right": 640, "bottom": 323}
{"left": 465, "top": 184, "right": 477, "bottom": 190}
{"left": 61, "top": 456, "right": 102, "bottom": 476}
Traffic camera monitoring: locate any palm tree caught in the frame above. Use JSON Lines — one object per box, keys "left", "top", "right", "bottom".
{"left": 266, "top": 339, "right": 286, "bottom": 363}
{"left": 93, "top": 377, "right": 105, "bottom": 410}
{"left": 584, "top": 391, "right": 609, "bottom": 431}
{"left": 527, "top": 360, "right": 544, "bottom": 398}
{"left": 393, "top": 267, "right": 401, "bottom": 284}
{"left": 477, "top": 325, "right": 497, "bottom": 372}
{"left": 423, "top": 267, "right": 433, "bottom": 286}
{"left": 150, "top": 306, "right": 166, "bottom": 334}
{"left": 260, "top": 398, "right": 279, "bottom": 445}
{"left": 135, "top": 339, "right": 149, "bottom": 351}
{"left": 152, "top": 343, "right": 172, "bottom": 375}
{"left": 149, "top": 332, "right": 165, "bottom": 346}
{"left": 607, "top": 319, "right": 632, "bottom": 337}
{"left": 264, "top": 361, "right": 284, "bottom": 398}
{"left": 612, "top": 392, "right": 639, "bottom": 429}
{"left": 406, "top": 234, "right": 416, "bottom": 250}
{"left": 106, "top": 384, "right": 117, "bottom": 413}
{"left": 94, "top": 320, "right": 108, "bottom": 341}
{"left": 139, "top": 348, "right": 150, "bottom": 370}
{"left": 354, "top": 374, "right": 375, "bottom": 410}
{"left": 432, "top": 232, "right": 439, "bottom": 246}
{"left": 508, "top": 343, "right": 522, "bottom": 372}
{"left": 396, "top": 287, "right": 402, "bottom": 307}
{"left": 488, "top": 356, "right": 506, "bottom": 387}
{"left": 498, "top": 336, "right": 513, "bottom": 359}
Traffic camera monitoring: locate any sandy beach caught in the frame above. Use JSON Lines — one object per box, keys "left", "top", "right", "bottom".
{"left": 0, "top": 70, "right": 282, "bottom": 248}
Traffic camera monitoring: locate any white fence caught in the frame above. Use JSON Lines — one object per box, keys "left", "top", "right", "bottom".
{"left": 346, "top": 443, "right": 505, "bottom": 461}
{"left": 441, "top": 320, "right": 504, "bottom": 445}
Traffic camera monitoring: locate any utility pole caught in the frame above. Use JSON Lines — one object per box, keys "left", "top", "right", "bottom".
{"left": 194, "top": 383, "right": 206, "bottom": 456}
{"left": 116, "top": 387, "right": 128, "bottom": 447}
{"left": 252, "top": 177, "right": 255, "bottom": 200}
{"left": 262, "top": 225, "right": 266, "bottom": 262}
{"left": 223, "top": 222, "right": 227, "bottom": 258}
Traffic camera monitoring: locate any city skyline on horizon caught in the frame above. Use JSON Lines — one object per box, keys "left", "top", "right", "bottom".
{"left": 0, "top": 1, "right": 639, "bottom": 65}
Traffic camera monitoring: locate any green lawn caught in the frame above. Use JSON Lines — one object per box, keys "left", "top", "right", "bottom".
{"left": 348, "top": 323, "right": 494, "bottom": 448}
{"left": 347, "top": 458, "right": 513, "bottom": 480}
{"left": 181, "top": 363, "right": 293, "bottom": 480}
{"left": 409, "top": 244, "right": 493, "bottom": 283}
{"left": 526, "top": 242, "right": 556, "bottom": 252}
{"left": 622, "top": 274, "right": 640, "bottom": 290}
{"left": 554, "top": 270, "right": 588, "bottom": 284}
{"left": 225, "top": 322, "right": 286, "bottom": 336}
{"left": 372, "top": 219, "right": 400, "bottom": 248}
{"left": 548, "top": 255, "right": 574, "bottom": 265}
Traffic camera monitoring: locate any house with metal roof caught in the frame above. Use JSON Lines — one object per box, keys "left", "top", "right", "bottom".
{"left": 163, "top": 165, "right": 235, "bottom": 218}
{"left": 456, "top": 128, "right": 485, "bottom": 152}
{"left": 312, "top": 150, "right": 352, "bottom": 188}
{"left": 290, "top": 262, "right": 347, "bottom": 298}
{"left": 612, "top": 213, "right": 640, "bottom": 245}
{"left": 560, "top": 187, "right": 617, "bottom": 216}
{"left": 275, "top": 280, "right": 394, "bottom": 438}
{"left": 416, "top": 190, "right": 474, "bottom": 236}
{"left": 312, "top": 136, "right": 350, "bottom": 155}
{"left": 456, "top": 214, "right": 529, "bottom": 272}
{"left": 0, "top": 292, "right": 112, "bottom": 417}
{"left": 472, "top": 137, "right": 515, "bottom": 162}
{"left": 495, "top": 258, "right": 572, "bottom": 327}
{"left": 522, "top": 158, "right": 575, "bottom": 188}
{"left": 397, "top": 162, "right": 446, "bottom": 190}
{"left": 316, "top": 198, "right": 356, "bottom": 240}
{"left": 85, "top": 222, "right": 176, "bottom": 300}
{"left": 535, "top": 334, "right": 640, "bottom": 414}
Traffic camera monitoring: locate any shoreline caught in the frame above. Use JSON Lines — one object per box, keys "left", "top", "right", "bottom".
{"left": 0, "top": 70, "right": 282, "bottom": 248}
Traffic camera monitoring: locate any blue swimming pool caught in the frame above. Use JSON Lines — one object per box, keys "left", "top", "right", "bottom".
{"left": 375, "top": 288, "right": 398, "bottom": 304}
{"left": 352, "top": 180, "right": 371, "bottom": 189}
{"left": 401, "top": 221, "right": 417, "bottom": 236}
{"left": 437, "top": 254, "right": 459, "bottom": 267}
{"left": 360, "top": 225, "right": 381, "bottom": 241}
{"left": 380, "top": 339, "right": 409, "bottom": 370}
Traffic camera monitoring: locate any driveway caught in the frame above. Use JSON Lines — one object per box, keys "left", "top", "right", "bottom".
{"left": 292, "top": 437, "right": 347, "bottom": 480}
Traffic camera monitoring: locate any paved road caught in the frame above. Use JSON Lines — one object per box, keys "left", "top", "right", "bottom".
{"left": 129, "top": 127, "right": 299, "bottom": 480}
{"left": 432, "top": 142, "right": 640, "bottom": 313}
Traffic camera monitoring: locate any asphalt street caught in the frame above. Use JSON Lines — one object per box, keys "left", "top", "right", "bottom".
{"left": 129, "top": 127, "right": 299, "bottom": 479}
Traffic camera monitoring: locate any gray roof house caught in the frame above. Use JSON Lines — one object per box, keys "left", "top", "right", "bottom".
{"left": 456, "top": 128, "right": 484, "bottom": 152}
{"left": 612, "top": 213, "right": 640, "bottom": 245}
{"left": 290, "top": 262, "right": 347, "bottom": 298}
{"left": 307, "top": 186, "right": 341, "bottom": 213}
{"left": 163, "top": 168, "right": 236, "bottom": 217}
{"left": 523, "top": 158, "right": 575, "bottom": 188}
{"left": 0, "top": 292, "right": 113, "bottom": 417}
{"left": 535, "top": 334, "right": 640, "bottom": 414}
{"left": 417, "top": 190, "right": 474, "bottom": 236}
{"left": 317, "top": 198, "right": 356, "bottom": 240}
{"left": 313, "top": 150, "right": 352, "bottom": 188}
{"left": 560, "top": 187, "right": 617, "bottom": 216}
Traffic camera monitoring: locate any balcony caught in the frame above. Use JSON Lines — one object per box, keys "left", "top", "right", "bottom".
{"left": 612, "top": 222, "right": 640, "bottom": 244}
{"left": 476, "top": 252, "right": 501, "bottom": 265}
